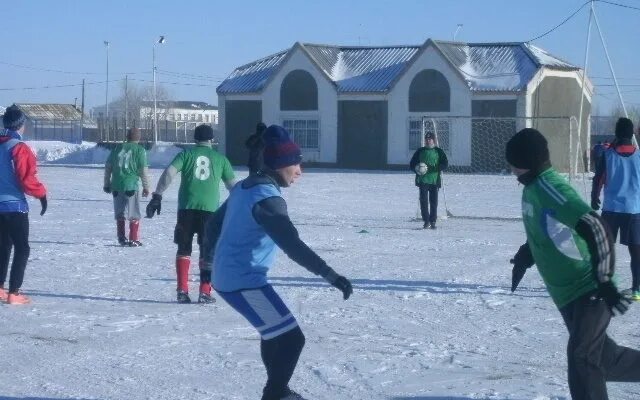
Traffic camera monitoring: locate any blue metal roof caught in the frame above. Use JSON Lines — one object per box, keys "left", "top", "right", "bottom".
{"left": 217, "top": 40, "right": 579, "bottom": 94}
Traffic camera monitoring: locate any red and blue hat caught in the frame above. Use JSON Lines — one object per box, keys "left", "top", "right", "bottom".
{"left": 263, "top": 125, "right": 302, "bottom": 169}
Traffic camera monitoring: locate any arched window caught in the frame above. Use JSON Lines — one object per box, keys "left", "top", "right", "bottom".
{"left": 409, "top": 69, "right": 450, "bottom": 112}
{"left": 280, "top": 70, "right": 318, "bottom": 111}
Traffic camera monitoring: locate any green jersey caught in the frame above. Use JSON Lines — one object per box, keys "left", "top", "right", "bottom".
{"left": 521, "top": 168, "right": 598, "bottom": 308}
{"left": 107, "top": 142, "right": 148, "bottom": 191}
{"left": 170, "top": 144, "right": 235, "bottom": 211}
{"left": 415, "top": 147, "right": 445, "bottom": 186}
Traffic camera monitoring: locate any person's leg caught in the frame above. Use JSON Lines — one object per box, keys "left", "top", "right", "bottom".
{"left": 113, "top": 192, "right": 127, "bottom": 244}
{"left": 428, "top": 185, "right": 439, "bottom": 227}
{"left": 419, "top": 185, "right": 429, "bottom": 227}
{"left": 128, "top": 191, "right": 142, "bottom": 245}
{"left": 601, "top": 211, "right": 620, "bottom": 244}
{"left": 0, "top": 214, "right": 12, "bottom": 290}
{"left": 174, "top": 210, "right": 195, "bottom": 301}
{"left": 628, "top": 245, "right": 640, "bottom": 294}
{"left": 624, "top": 214, "right": 640, "bottom": 296}
{"left": 561, "top": 292, "right": 614, "bottom": 400}
{"left": 6, "top": 213, "right": 31, "bottom": 303}
{"left": 196, "top": 211, "right": 214, "bottom": 303}
{"left": 560, "top": 299, "right": 582, "bottom": 400}
{"left": 217, "top": 285, "right": 302, "bottom": 400}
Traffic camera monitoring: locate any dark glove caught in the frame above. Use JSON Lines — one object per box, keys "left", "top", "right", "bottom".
{"left": 591, "top": 197, "right": 601, "bottom": 211}
{"left": 125, "top": 190, "right": 135, "bottom": 197}
{"left": 331, "top": 276, "right": 353, "bottom": 300}
{"left": 112, "top": 191, "right": 119, "bottom": 198}
{"left": 510, "top": 262, "right": 528, "bottom": 292}
{"left": 510, "top": 243, "right": 534, "bottom": 292}
{"left": 39, "top": 196, "right": 47, "bottom": 216}
{"left": 103, "top": 186, "right": 111, "bottom": 194}
{"left": 598, "top": 281, "right": 631, "bottom": 316}
{"left": 146, "top": 193, "right": 162, "bottom": 218}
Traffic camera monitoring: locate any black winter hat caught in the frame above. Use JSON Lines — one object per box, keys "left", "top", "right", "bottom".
{"left": 256, "top": 122, "right": 267, "bottom": 135}
{"left": 3, "top": 105, "right": 25, "bottom": 131}
{"left": 424, "top": 131, "right": 435, "bottom": 140}
{"left": 505, "top": 128, "right": 550, "bottom": 170}
{"left": 194, "top": 124, "right": 214, "bottom": 141}
{"left": 615, "top": 117, "right": 634, "bottom": 140}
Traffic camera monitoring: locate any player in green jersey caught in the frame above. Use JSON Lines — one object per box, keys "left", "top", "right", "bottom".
{"left": 506, "top": 128, "right": 640, "bottom": 400}
{"left": 146, "top": 125, "right": 235, "bottom": 303}
{"left": 103, "top": 128, "right": 150, "bottom": 246}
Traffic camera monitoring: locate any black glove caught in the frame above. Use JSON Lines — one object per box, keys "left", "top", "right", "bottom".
{"left": 39, "top": 196, "right": 47, "bottom": 216}
{"left": 103, "top": 186, "right": 111, "bottom": 194}
{"left": 146, "top": 193, "right": 162, "bottom": 218}
{"left": 510, "top": 243, "right": 535, "bottom": 292}
{"left": 598, "top": 281, "right": 631, "bottom": 316}
{"left": 112, "top": 191, "right": 119, "bottom": 198}
{"left": 125, "top": 190, "right": 135, "bottom": 197}
{"left": 591, "top": 197, "right": 601, "bottom": 211}
{"left": 331, "top": 276, "right": 353, "bottom": 300}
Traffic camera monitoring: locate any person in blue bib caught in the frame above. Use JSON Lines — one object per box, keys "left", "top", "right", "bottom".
{"left": 204, "top": 125, "right": 353, "bottom": 400}
{"left": 592, "top": 117, "right": 640, "bottom": 301}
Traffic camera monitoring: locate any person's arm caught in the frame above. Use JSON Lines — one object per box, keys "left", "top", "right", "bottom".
{"left": 12, "top": 143, "right": 46, "bottom": 199}
{"left": 153, "top": 165, "right": 178, "bottom": 195}
{"left": 591, "top": 152, "right": 606, "bottom": 210}
{"left": 104, "top": 160, "right": 113, "bottom": 190}
{"left": 574, "top": 211, "right": 614, "bottom": 283}
{"left": 202, "top": 201, "right": 228, "bottom": 266}
{"left": 221, "top": 157, "right": 237, "bottom": 191}
{"left": 438, "top": 148, "right": 449, "bottom": 170}
{"left": 252, "top": 196, "right": 336, "bottom": 279}
{"left": 409, "top": 149, "right": 421, "bottom": 171}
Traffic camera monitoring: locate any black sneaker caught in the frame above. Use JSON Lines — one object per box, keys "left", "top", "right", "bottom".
{"left": 128, "top": 240, "right": 143, "bottom": 247}
{"left": 430, "top": 223, "right": 436, "bottom": 230}
{"left": 198, "top": 292, "right": 216, "bottom": 304}
{"left": 423, "top": 222, "right": 429, "bottom": 229}
{"left": 280, "top": 389, "right": 306, "bottom": 399}
{"left": 118, "top": 237, "right": 129, "bottom": 246}
{"left": 177, "top": 290, "right": 191, "bottom": 304}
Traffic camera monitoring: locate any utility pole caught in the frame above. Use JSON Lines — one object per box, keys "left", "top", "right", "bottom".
{"left": 104, "top": 40, "right": 110, "bottom": 142}
{"left": 153, "top": 35, "right": 166, "bottom": 143}
{"left": 125, "top": 75, "right": 129, "bottom": 137}
{"left": 80, "top": 79, "right": 85, "bottom": 142}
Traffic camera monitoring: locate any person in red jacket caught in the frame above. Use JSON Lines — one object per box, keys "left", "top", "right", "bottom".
{"left": 0, "top": 105, "right": 47, "bottom": 305}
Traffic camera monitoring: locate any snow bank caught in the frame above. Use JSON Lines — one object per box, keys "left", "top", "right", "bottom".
{"left": 25, "top": 140, "right": 183, "bottom": 168}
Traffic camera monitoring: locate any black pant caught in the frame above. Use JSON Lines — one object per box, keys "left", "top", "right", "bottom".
{"left": 260, "top": 326, "right": 306, "bottom": 400}
{"left": 559, "top": 292, "right": 640, "bottom": 400}
{"left": 628, "top": 245, "right": 640, "bottom": 292}
{"left": 418, "top": 184, "right": 439, "bottom": 224}
{"left": 174, "top": 209, "right": 214, "bottom": 257}
{"left": 0, "top": 212, "right": 30, "bottom": 293}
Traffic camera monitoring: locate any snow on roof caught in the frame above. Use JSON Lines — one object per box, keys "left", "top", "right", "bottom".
{"left": 217, "top": 40, "right": 580, "bottom": 94}
{"left": 16, "top": 103, "right": 83, "bottom": 121}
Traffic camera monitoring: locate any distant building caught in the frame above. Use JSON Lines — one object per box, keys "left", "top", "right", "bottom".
{"left": 92, "top": 100, "right": 218, "bottom": 142}
{"left": 217, "top": 39, "right": 592, "bottom": 171}
{"left": 1, "top": 103, "right": 97, "bottom": 143}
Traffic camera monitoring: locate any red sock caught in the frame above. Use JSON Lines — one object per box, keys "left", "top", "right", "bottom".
{"left": 129, "top": 220, "right": 140, "bottom": 241}
{"left": 199, "top": 258, "right": 212, "bottom": 295}
{"left": 116, "top": 218, "right": 126, "bottom": 240}
{"left": 176, "top": 256, "right": 190, "bottom": 292}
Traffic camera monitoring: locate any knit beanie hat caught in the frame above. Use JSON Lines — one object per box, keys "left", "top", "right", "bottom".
{"left": 263, "top": 125, "right": 302, "bottom": 169}
{"left": 424, "top": 131, "right": 435, "bottom": 140}
{"left": 615, "top": 117, "right": 634, "bottom": 140}
{"left": 3, "top": 105, "right": 25, "bottom": 131}
{"left": 505, "top": 128, "right": 550, "bottom": 170}
{"left": 256, "top": 122, "right": 267, "bottom": 135}
{"left": 194, "top": 124, "right": 214, "bottom": 141}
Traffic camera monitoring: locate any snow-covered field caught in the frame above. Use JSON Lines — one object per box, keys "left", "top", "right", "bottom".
{"left": 1, "top": 143, "right": 639, "bottom": 400}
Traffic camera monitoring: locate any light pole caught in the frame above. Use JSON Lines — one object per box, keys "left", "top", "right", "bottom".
{"left": 104, "top": 40, "right": 110, "bottom": 142}
{"left": 153, "top": 35, "right": 166, "bottom": 143}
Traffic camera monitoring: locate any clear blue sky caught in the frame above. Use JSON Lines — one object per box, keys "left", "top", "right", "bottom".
{"left": 2, "top": 0, "right": 639, "bottom": 115}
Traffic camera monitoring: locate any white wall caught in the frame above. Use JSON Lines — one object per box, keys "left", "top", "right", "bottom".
{"left": 260, "top": 46, "right": 338, "bottom": 163}
{"left": 387, "top": 45, "right": 472, "bottom": 166}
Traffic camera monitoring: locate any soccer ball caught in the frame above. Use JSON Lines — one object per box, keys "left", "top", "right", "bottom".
{"left": 415, "top": 163, "right": 428, "bottom": 176}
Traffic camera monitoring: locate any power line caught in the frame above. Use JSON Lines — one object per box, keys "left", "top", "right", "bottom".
{"left": 0, "top": 78, "right": 125, "bottom": 91}
{"left": 0, "top": 60, "right": 148, "bottom": 76}
{"left": 526, "top": 1, "right": 591, "bottom": 42}
{"left": 597, "top": 0, "right": 640, "bottom": 12}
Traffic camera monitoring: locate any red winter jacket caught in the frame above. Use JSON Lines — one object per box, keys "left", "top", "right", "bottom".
{"left": 0, "top": 136, "right": 47, "bottom": 199}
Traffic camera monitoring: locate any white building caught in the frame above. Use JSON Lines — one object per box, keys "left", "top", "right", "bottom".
{"left": 217, "top": 39, "right": 592, "bottom": 172}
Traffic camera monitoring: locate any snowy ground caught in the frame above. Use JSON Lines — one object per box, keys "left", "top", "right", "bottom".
{"left": 0, "top": 146, "right": 639, "bottom": 399}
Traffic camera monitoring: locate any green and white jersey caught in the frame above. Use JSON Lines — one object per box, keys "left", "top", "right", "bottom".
{"left": 170, "top": 144, "right": 235, "bottom": 211}
{"left": 521, "top": 168, "right": 598, "bottom": 308}
{"left": 107, "top": 142, "right": 148, "bottom": 191}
